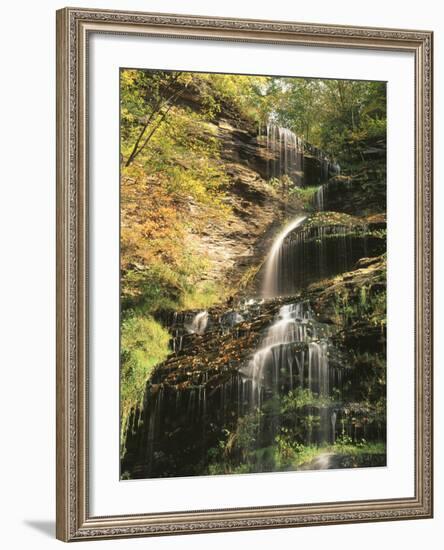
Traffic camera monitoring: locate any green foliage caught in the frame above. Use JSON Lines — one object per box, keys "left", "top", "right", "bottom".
{"left": 267, "top": 176, "right": 283, "bottom": 189}
{"left": 206, "top": 433, "right": 386, "bottom": 475}
{"left": 120, "top": 69, "right": 386, "bottom": 325}
{"left": 332, "top": 281, "right": 386, "bottom": 329}
{"left": 274, "top": 441, "right": 327, "bottom": 469}
{"left": 270, "top": 78, "right": 323, "bottom": 142}
{"left": 221, "top": 410, "right": 263, "bottom": 461}
{"left": 260, "top": 77, "right": 386, "bottom": 169}
{"left": 276, "top": 389, "right": 328, "bottom": 456}
{"left": 120, "top": 70, "right": 232, "bottom": 319}
{"left": 282, "top": 388, "right": 333, "bottom": 411}
{"left": 122, "top": 264, "right": 183, "bottom": 314}
{"left": 205, "top": 411, "right": 264, "bottom": 475}
{"left": 120, "top": 315, "right": 171, "bottom": 440}
{"left": 288, "top": 185, "right": 319, "bottom": 209}
{"left": 201, "top": 383, "right": 386, "bottom": 475}
{"left": 196, "top": 73, "right": 271, "bottom": 123}
{"left": 334, "top": 433, "right": 354, "bottom": 447}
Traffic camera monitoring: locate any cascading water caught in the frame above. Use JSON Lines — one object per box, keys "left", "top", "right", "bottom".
{"left": 264, "top": 124, "right": 304, "bottom": 184}
{"left": 240, "top": 300, "right": 337, "bottom": 445}
{"left": 262, "top": 216, "right": 307, "bottom": 298}
{"left": 260, "top": 123, "right": 340, "bottom": 187}
{"left": 187, "top": 311, "right": 209, "bottom": 335}
{"left": 261, "top": 217, "right": 384, "bottom": 297}
{"left": 314, "top": 184, "right": 325, "bottom": 211}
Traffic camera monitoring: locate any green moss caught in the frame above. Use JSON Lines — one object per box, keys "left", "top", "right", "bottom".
{"left": 304, "top": 211, "right": 363, "bottom": 229}
{"left": 120, "top": 315, "right": 171, "bottom": 448}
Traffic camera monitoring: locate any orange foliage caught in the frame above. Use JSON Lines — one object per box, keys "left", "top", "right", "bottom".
{"left": 120, "top": 164, "right": 188, "bottom": 272}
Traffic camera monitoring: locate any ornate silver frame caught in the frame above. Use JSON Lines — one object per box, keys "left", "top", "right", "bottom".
{"left": 56, "top": 7, "right": 433, "bottom": 541}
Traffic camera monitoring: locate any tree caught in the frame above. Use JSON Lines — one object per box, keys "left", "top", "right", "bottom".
{"left": 121, "top": 70, "right": 192, "bottom": 166}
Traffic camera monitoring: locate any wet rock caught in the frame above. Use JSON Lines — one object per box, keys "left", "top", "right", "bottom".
{"left": 320, "top": 166, "right": 386, "bottom": 216}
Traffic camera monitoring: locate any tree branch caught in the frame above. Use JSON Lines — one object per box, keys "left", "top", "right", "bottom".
{"left": 124, "top": 73, "right": 181, "bottom": 167}
{"left": 125, "top": 83, "right": 189, "bottom": 167}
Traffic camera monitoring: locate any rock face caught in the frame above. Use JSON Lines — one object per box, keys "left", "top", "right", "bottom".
{"left": 177, "top": 105, "right": 339, "bottom": 290}
{"left": 188, "top": 152, "right": 293, "bottom": 290}
{"left": 320, "top": 169, "right": 386, "bottom": 216}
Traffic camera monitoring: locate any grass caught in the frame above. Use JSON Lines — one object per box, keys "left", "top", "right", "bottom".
{"left": 179, "top": 281, "right": 225, "bottom": 310}
{"left": 332, "top": 440, "right": 386, "bottom": 456}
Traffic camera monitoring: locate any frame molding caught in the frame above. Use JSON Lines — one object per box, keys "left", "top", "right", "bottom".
{"left": 56, "top": 7, "right": 433, "bottom": 542}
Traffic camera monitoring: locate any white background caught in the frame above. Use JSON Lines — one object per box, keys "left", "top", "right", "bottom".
{"left": 0, "top": 0, "right": 442, "bottom": 547}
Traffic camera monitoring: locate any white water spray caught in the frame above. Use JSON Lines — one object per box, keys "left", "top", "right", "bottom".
{"left": 187, "top": 311, "right": 209, "bottom": 335}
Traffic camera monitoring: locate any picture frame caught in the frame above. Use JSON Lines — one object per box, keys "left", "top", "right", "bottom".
{"left": 56, "top": 6, "right": 433, "bottom": 542}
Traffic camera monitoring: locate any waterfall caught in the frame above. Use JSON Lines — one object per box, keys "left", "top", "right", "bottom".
{"left": 261, "top": 219, "right": 383, "bottom": 297}
{"left": 265, "top": 124, "right": 304, "bottom": 184}
{"left": 261, "top": 123, "right": 339, "bottom": 187}
{"left": 331, "top": 410, "right": 337, "bottom": 443}
{"left": 262, "top": 216, "right": 306, "bottom": 298}
{"left": 127, "top": 208, "right": 380, "bottom": 476}
{"left": 124, "top": 297, "right": 348, "bottom": 478}
{"left": 187, "top": 311, "right": 208, "bottom": 335}
{"left": 240, "top": 300, "right": 334, "bottom": 443}
{"left": 241, "top": 302, "right": 308, "bottom": 407}
{"left": 145, "top": 385, "right": 164, "bottom": 472}
{"left": 121, "top": 115, "right": 385, "bottom": 480}
{"left": 314, "top": 185, "right": 325, "bottom": 211}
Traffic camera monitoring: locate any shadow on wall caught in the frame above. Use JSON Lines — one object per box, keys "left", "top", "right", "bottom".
{"left": 23, "top": 520, "right": 55, "bottom": 538}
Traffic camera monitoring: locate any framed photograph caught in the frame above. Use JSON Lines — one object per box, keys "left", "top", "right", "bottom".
{"left": 56, "top": 7, "right": 433, "bottom": 541}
